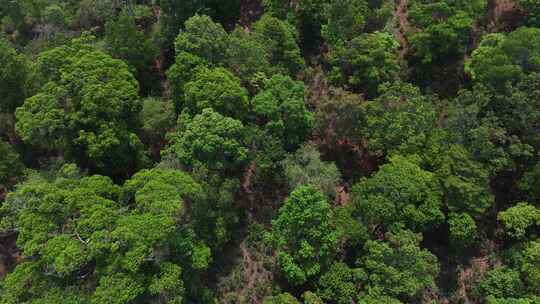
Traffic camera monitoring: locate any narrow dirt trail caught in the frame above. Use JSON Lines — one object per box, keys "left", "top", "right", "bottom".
{"left": 488, "top": 0, "right": 522, "bottom": 31}
{"left": 395, "top": 0, "right": 411, "bottom": 60}
{"left": 236, "top": 241, "right": 255, "bottom": 303}
{"left": 492, "top": 0, "right": 517, "bottom": 21}
{"left": 236, "top": 240, "right": 275, "bottom": 304}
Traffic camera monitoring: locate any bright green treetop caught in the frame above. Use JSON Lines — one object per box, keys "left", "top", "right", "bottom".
{"left": 352, "top": 155, "right": 444, "bottom": 232}
{"left": 252, "top": 74, "right": 313, "bottom": 151}
{"left": 263, "top": 293, "right": 301, "bottom": 304}
{"left": 183, "top": 66, "right": 249, "bottom": 119}
{"left": 358, "top": 228, "right": 439, "bottom": 300}
{"left": 16, "top": 36, "right": 146, "bottom": 177}
{"left": 361, "top": 82, "right": 438, "bottom": 158}
{"left": 253, "top": 14, "right": 305, "bottom": 76}
{"left": 0, "top": 166, "right": 203, "bottom": 303}
{"left": 269, "top": 186, "right": 340, "bottom": 285}
{"left": 498, "top": 202, "right": 540, "bottom": 239}
{"left": 165, "top": 108, "right": 249, "bottom": 173}
{"left": 522, "top": 241, "right": 540, "bottom": 292}
{"left": 174, "top": 14, "right": 228, "bottom": 66}
{"left": 466, "top": 27, "right": 540, "bottom": 88}
{"left": 317, "top": 262, "right": 360, "bottom": 304}
{"left": 328, "top": 31, "right": 399, "bottom": 97}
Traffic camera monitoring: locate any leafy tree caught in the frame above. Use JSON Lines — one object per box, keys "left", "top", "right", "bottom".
{"left": 16, "top": 36, "right": 146, "bottom": 177}
{"left": 358, "top": 228, "right": 439, "bottom": 300}
{"left": 41, "top": 4, "right": 67, "bottom": 27}
{"left": 446, "top": 73, "right": 540, "bottom": 178}
{"left": 91, "top": 273, "right": 144, "bottom": 304}
{"left": 158, "top": 0, "right": 210, "bottom": 49}
{"left": 225, "top": 27, "right": 272, "bottom": 88}
{"left": 444, "top": 88, "right": 534, "bottom": 176}
{"left": 263, "top": 293, "right": 301, "bottom": 304}
{"left": 361, "top": 82, "right": 438, "bottom": 158}
{"left": 334, "top": 204, "right": 370, "bottom": 246}
{"left": 33, "top": 33, "right": 94, "bottom": 82}
{"left": 75, "top": 0, "right": 118, "bottom": 28}
{"left": 252, "top": 74, "right": 313, "bottom": 151}
{"left": 0, "top": 37, "right": 29, "bottom": 114}
{"left": 167, "top": 14, "right": 237, "bottom": 114}
{"left": 149, "top": 262, "right": 185, "bottom": 303}
{"left": 247, "top": 126, "right": 289, "bottom": 179}
{"left": 466, "top": 27, "right": 540, "bottom": 88}
{"left": 269, "top": 186, "right": 340, "bottom": 285}
{"left": 358, "top": 295, "right": 403, "bottom": 304}
{"left": 189, "top": 166, "right": 241, "bottom": 250}
{"left": 253, "top": 14, "right": 305, "bottom": 76}
{"left": 317, "top": 262, "right": 359, "bottom": 304}
{"left": 486, "top": 296, "right": 540, "bottom": 304}
{"left": 477, "top": 267, "right": 525, "bottom": 299}
{"left": 521, "top": 241, "right": 540, "bottom": 291}
{"left": 314, "top": 87, "right": 365, "bottom": 146}
{"left": 434, "top": 144, "right": 494, "bottom": 217}
{"left": 174, "top": 14, "right": 228, "bottom": 66}
{"left": 328, "top": 31, "right": 399, "bottom": 97}
{"left": 167, "top": 51, "right": 209, "bottom": 114}
{"left": 519, "top": 158, "right": 540, "bottom": 205}
{"left": 465, "top": 33, "right": 522, "bottom": 89}
{"left": 321, "top": 0, "right": 368, "bottom": 46}
{"left": 159, "top": 0, "right": 240, "bottom": 50}
{"left": 183, "top": 66, "right": 249, "bottom": 119}
{"left": 0, "top": 1, "right": 32, "bottom": 43}
{"left": 262, "top": 0, "right": 326, "bottom": 46}
{"left": 104, "top": 10, "right": 158, "bottom": 95}
{"left": 352, "top": 155, "right": 444, "bottom": 232}
{"left": 164, "top": 108, "right": 249, "bottom": 173}
{"left": 498, "top": 202, "right": 540, "bottom": 239}
{"left": 282, "top": 144, "right": 341, "bottom": 199}
{"left": 139, "top": 97, "right": 176, "bottom": 157}
{"left": 519, "top": 0, "right": 540, "bottom": 27}
{"left": 408, "top": 2, "right": 476, "bottom": 65}
{"left": 302, "top": 291, "right": 325, "bottom": 304}
{"left": 0, "top": 166, "right": 203, "bottom": 303}
{"left": 448, "top": 212, "right": 478, "bottom": 247}
{"left": 0, "top": 140, "right": 24, "bottom": 196}
{"left": 502, "top": 74, "right": 540, "bottom": 148}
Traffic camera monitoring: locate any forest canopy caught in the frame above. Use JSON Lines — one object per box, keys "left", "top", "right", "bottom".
{"left": 1, "top": 0, "right": 540, "bottom": 303}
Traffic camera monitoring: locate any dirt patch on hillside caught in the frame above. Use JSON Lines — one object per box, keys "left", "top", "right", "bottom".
{"left": 395, "top": 0, "right": 412, "bottom": 60}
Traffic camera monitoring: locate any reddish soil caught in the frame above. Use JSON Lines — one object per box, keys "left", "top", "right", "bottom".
{"left": 395, "top": 0, "right": 412, "bottom": 60}
{"left": 488, "top": 0, "right": 525, "bottom": 31}
{"left": 334, "top": 185, "right": 350, "bottom": 206}
{"left": 455, "top": 256, "right": 493, "bottom": 304}
{"left": 237, "top": 241, "right": 256, "bottom": 303}
{"left": 494, "top": 0, "right": 517, "bottom": 19}
{"left": 236, "top": 241, "right": 273, "bottom": 304}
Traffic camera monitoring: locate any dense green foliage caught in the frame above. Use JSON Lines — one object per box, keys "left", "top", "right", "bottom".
{"left": 353, "top": 155, "right": 444, "bottom": 231}
{"left": 268, "top": 186, "right": 340, "bottom": 285}
{"left": 0, "top": 38, "right": 29, "bottom": 114}
{"left": 1, "top": 1, "right": 540, "bottom": 303}
{"left": 15, "top": 35, "right": 146, "bottom": 177}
